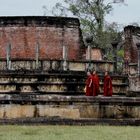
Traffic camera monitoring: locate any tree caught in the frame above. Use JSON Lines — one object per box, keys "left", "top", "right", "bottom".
{"left": 52, "top": 0, "right": 125, "bottom": 49}
{"left": 100, "top": 22, "right": 123, "bottom": 60}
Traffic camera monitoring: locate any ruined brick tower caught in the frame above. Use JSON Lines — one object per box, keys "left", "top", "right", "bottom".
{"left": 124, "top": 25, "right": 140, "bottom": 63}
{"left": 124, "top": 25, "right": 140, "bottom": 93}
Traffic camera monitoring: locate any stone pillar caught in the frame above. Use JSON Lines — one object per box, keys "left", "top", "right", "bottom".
{"left": 136, "top": 43, "right": 140, "bottom": 75}
{"left": 63, "top": 45, "right": 68, "bottom": 71}
{"left": 85, "top": 36, "right": 93, "bottom": 70}
{"left": 35, "top": 42, "right": 39, "bottom": 69}
{"left": 111, "top": 42, "right": 118, "bottom": 73}
{"left": 6, "top": 43, "right": 11, "bottom": 70}
{"left": 87, "top": 44, "right": 91, "bottom": 61}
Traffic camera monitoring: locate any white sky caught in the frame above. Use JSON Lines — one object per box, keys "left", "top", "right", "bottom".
{"left": 106, "top": 0, "right": 140, "bottom": 26}
{"left": 0, "top": 0, "right": 139, "bottom": 27}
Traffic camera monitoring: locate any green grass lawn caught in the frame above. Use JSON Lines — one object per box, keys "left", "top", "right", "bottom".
{"left": 0, "top": 125, "right": 139, "bottom": 140}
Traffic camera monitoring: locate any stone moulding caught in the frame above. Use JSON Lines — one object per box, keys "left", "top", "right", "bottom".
{"left": 0, "top": 95, "right": 139, "bottom": 123}
{"left": 0, "top": 59, "right": 114, "bottom": 72}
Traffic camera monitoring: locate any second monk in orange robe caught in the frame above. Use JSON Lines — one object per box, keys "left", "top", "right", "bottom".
{"left": 92, "top": 70, "right": 100, "bottom": 96}
{"left": 103, "top": 71, "right": 113, "bottom": 96}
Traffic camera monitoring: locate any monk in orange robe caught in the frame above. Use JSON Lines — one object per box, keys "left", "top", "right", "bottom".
{"left": 103, "top": 71, "right": 113, "bottom": 96}
{"left": 85, "top": 71, "right": 93, "bottom": 96}
{"left": 92, "top": 70, "right": 100, "bottom": 96}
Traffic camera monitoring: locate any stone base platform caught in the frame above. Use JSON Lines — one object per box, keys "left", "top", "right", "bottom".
{"left": 0, "top": 95, "right": 140, "bottom": 125}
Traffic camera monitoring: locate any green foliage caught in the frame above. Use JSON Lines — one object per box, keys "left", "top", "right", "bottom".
{"left": 52, "top": 0, "right": 125, "bottom": 49}
{"left": 117, "top": 49, "right": 124, "bottom": 58}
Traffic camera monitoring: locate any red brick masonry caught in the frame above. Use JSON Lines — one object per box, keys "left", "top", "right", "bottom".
{"left": 0, "top": 16, "right": 84, "bottom": 60}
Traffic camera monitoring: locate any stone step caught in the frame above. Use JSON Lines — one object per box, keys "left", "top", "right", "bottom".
{"left": 0, "top": 81, "right": 127, "bottom": 91}
{"left": 0, "top": 91, "right": 126, "bottom": 96}
{"left": 0, "top": 71, "right": 128, "bottom": 95}
{"left": 0, "top": 91, "right": 85, "bottom": 95}
{"left": 0, "top": 74, "right": 128, "bottom": 85}
{"left": 0, "top": 81, "right": 128, "bottom": 86}
{"left": 0, "top": 94, "right": 136, "bottom": 103}
{"left": 0, "top": 84, "right": 127, "bottom": 95}
{"left": 0, "top": 89, "right": 127, "bottom": 95}
{"left": 0, "top": 71, "right": 128, "bottom": 79}
{"left": 0, "top": 117, "right": 139, "bottom": 126}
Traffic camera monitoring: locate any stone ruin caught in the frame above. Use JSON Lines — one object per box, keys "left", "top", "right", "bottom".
{"left": 124, "top": 25, "right": 140, "bottom": 94}
{"left": 0, "top": 16, "right": 139, "bottom": 125}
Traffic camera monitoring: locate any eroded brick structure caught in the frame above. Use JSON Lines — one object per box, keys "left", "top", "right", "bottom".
{"left": 124, "top": 25, "right": 140, "bottom": 93}
{"left": 0, "top": 16, "right": 84, "bottom": 60}
{"left": 124, "top": 26, "right": 140, "bottom": 63}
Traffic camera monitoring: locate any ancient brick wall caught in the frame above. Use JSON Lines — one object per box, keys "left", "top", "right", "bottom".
{"left": 0, "top": 16, "right": 85, "bottom": 60}
{"left": 124, "top": 25, "right": 140, "bottom": 92}
{"left": 124, "top": 25, "right": 140, "bottom": 63}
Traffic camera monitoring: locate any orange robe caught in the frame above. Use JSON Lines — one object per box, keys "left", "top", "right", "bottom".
{"left": 92, "top": 74, "right": 100, "bottom": 96}
{"left": 85, "top": 75, "right": 93, "bottom": 96}
{"left": 103, "top": 75, "right": 113, "bottom": 96}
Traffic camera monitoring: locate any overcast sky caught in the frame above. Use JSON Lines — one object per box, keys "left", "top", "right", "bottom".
{"left": 0, "top": 0, "right": 139, "bottom": 27}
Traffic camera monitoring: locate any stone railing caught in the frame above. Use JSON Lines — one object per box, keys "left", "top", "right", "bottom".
{"left": 0, "top": 59, "right": 114, "bottom": 73}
